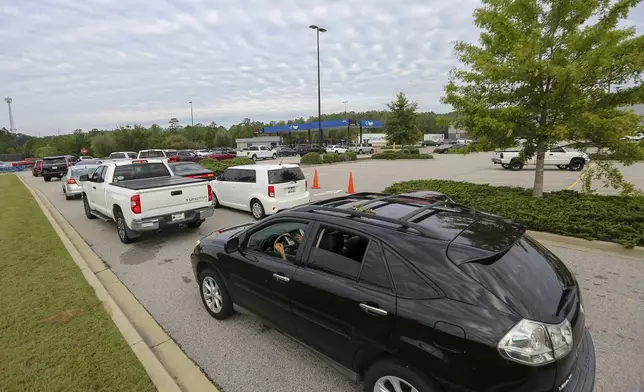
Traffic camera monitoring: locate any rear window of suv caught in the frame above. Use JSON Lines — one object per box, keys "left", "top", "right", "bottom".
{"left": 44, "top": 157, "right": 67, "bottom": 165}
{"left": 268, "top": 167, "right": 305, "bottom": 184}
{"left": 113, "top": 163, "right": 170, "bottom": 182}
{"left": 138, "top": 150, "right": 165, "bottom": 158}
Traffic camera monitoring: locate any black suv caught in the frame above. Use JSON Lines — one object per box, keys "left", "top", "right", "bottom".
{"left": 42, "top": 155, "right": 77, "bottom": 181}
{"left": 191, "top": 192, "right": 595, "bottom": 392}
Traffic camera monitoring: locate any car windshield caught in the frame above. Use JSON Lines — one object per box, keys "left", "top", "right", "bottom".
{"left": 171, "top": 163, "right": 203, "bottom": 174}
{"left": 44, "top": 157, "right": 66, "bottom": 165}
{"left": 71, "top": 166, "right": 98, "bottom": 177}
{"left": 113, "top": 162, "right": 170, "bottom": 182}
{"left": 139, "top": 150, "right": 165, "bottom": 158}
{"left": 268, "top": 167, "right": 306, "bottom": 184}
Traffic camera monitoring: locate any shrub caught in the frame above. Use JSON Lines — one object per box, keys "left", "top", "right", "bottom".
{"left": 300, "top": 152, "right": 323, "bottom": 164}
{"left": 380, "top": 146, "right": 420, "bottom": 154}
{"left": 323, "top": 153, "right": 341, "bottom": 163}
{"left": 383, "top": 179, "right": 644, "bottom": 248}
{"left": 200, "top": 157, "right": 254, "bottom": 174}
{"left": 372, "top": 152, "right": 433, "bottom": 160}
{"left": 340, "top": 152, "right": 357, "bottom": 161}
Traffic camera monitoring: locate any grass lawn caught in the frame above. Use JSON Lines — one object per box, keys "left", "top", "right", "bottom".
{"left": 0, "top": 175, "right": 155, "bottom": 392}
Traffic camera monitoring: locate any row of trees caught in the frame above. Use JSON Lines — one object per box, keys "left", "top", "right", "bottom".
{"left": 0, "top": 110, "right": 452, "bottom": 158}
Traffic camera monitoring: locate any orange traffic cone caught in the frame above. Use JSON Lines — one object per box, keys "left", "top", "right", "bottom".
{"left": 347, "top": 172, "right": 355, "bottom": 194}
{"left": 312, "top": 169, "right": 320, "bottom": 189}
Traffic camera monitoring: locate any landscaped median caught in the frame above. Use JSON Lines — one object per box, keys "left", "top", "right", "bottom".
{"left": 200, "top": 157, "right": 255, "bottom": 173}
{"left": 0, "top": 175, "right": 154, "bottom": 392}
{"left": 371, "top": 148, "right": 433, "bottom": 160}
{"left": 300, "top": 151, "right": 358, "bottom": 165}
{"left": 384, "top": 179, "right": 644, "bottom": 248}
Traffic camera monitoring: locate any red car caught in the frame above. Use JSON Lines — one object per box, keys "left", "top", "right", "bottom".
{"left": 13, "top": 157, "right": 38, "bottom": 167}
{"left": 32, "top": 159, "right": 43, "bottom": 176}
{"left": 168, "top": 150, "right": 203, "bottom": 162}
{"left": 207, "top": 149, "right": 236, "bottom": 160}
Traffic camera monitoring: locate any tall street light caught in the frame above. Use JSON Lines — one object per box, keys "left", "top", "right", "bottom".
{"left": 343, "top": 100, "right": 349, "bottom": 143}
{"left": 309, "top": 24, "right": 326, "bottom": 150}
{"left": 189, "top": 101, "right": 194, "bottom": 126}
{"left": 5, "top": 96, "right": 15, "bottom": 133}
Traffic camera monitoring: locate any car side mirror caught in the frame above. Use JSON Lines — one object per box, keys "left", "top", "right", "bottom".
{"left": 79, "top": 174, "right": 90, "bottom": 182}
{"left": 225, "top": 237, "right": 239, "bottom": 253}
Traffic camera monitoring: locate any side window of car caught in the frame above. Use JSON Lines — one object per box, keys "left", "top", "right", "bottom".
{"left": 549, "top": 146, "right": 565, "bottom": 153}
{"left": 358, "top": 242, "right": 392, "bottom": 291}
{"left": 384, "top": 247, "right": 439, "bottom": 298}
{"left": 245, "top": 221, "right": 308, "bottom": 262}
{"left": 249, "top": 146, "right": 258, "bottom": 151}
{"left": 308, "top": 227, "right": 369, "bottom": 279}
{"left": 237, "top": 169, "right": 256, "bottom": 183}
{"left": 91, "top": 166, "right": 105, "bottom": 182}
{"left": 221, "top": 168, "right": 237, "bottom": 182}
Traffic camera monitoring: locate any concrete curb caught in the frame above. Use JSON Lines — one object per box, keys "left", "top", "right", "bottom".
{"left": 17, "top": 176, "right": 218, "bottom": 392}
{"left": 527, "top": 230, "right": 644, "bottom": 260}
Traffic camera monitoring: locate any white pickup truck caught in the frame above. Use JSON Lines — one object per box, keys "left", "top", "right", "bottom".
{"left": 237, "top": 145, "right": 277, "bottom": 161}
{"left": 79, "top": 159, "right": 214, "bottom": 243}
{"left": 491, "top": 145, "right": 590, "bottom": 171}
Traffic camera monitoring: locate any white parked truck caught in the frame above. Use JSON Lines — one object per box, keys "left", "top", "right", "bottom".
{"left": 79, "top": 159, "right": 214, "bottom": 243}
{"left": 491, "top": 145, "right": 590, "bottom": 171}
{"left": 236, "top": 145, "right": 277, "bottom": 161}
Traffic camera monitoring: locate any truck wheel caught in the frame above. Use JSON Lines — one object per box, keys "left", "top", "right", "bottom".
{"left": 115, "top": 210, "right": 136, "bottom": 244}
{"left": 510, "top": 160, "right": 524, "bottom": 171}
{"left": 569, "top": 159, "right": 585, "bottom": 171}
{"left": 272, "top": 153, "right": 277, "bottom": 159}
{"left": 251, "top": 155, "right": 257, "bottom": 161}
{"left": 501, "top": 164, "right": 510, "bottom": 169}
{"left": 364, "top": 358, "right": 437, "bottom": 392}
{"left": 358, "top": 149, "right": 363, "bottom": 154}
{"left": 83, "top": 196, "right": 96, "bottom": 219}
{"left": 44, "top": 176, "right": 51, "bottom": 182}
{"left": 557, "top": 165, "right": 568, "bottom": 170}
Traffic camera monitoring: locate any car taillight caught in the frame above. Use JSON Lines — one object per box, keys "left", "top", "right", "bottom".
{"left": 268, "top": 185, "right": 275, "bottom": 198}
{"left": 67, "top": 178, "right": 77, "bottom": 184}
{"left": 130, "top": 194, "right": 141, "bottom": 214}
{"left": 497, "top": 318, "right": 573, "bottom": 366}
{"left": 207, "top": 185, "right": 213, "bottom": 201}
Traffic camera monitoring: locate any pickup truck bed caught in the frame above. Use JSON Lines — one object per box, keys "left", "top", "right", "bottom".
{"left": 113, "top": 176, "right": 207, "bottom": 190}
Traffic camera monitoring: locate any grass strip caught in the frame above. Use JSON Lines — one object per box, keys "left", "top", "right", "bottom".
{"left": 0, "top": 175, "right": 155, "bottom": 392}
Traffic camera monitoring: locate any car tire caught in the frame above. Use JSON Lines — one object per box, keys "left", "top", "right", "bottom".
{"left": 199, "top": 268, "right": 234, "bottom": 320}
{"left": 557, "top": 165, "right": 569, "bottom": 170}
{"left": 64, "top": 188, "right": 73, "bottom": 200}
{"left": 510, "top": 159, "right": 524, "bottom": 171}
{"left": 272, "top": 153, "right": 277, "bottom": 159}
{"left": 212, "top": 191, "right": 221, "bottom": 208}
{"left": 115, "top": 209, "right": 136, "bottom": 244}
{"left": 358, "top": 149, "right": 363, "bottom": 154}
{"left": 44, "top": 176, "right": 51, "bottom": 182}
{"left": 251, "top": 154, "right": 257, "bottom": 161}
{"left": 187, "top": 220, "right": 203, "bottom": 229}
{"left": 83, "top": 195, "right": 96, "bottom": 219}
{"left": 568, "top": 159, "right": 585, "bottom": 171}
{"left": 370, "top": 149, "right": 374, "bottom": 154}
{"left": 250, "top": 199, "right": 266, "bottom": 220}
{"left": 501, "top": 164, "right": 510, "bottom": 169}
{"left": 364, "top": 358, "right": 437, "bottom": 392}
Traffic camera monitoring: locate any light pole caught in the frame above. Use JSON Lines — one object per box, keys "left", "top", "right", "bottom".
{"left": 343, "top": 100, "right": 349, "bottom": 144}
{"left": 309, "top": 25, "right": 326, "bottom": 150}
{"left": 343, "top": 100, "right": 348, "bottom": 116}
{"left": 189, "top": 101, "right": 194, "bottom": 126}
{"left": 5, "top": 96, "right": 15, "bottom": 133}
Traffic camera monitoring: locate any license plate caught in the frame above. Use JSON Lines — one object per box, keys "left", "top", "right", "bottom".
{"left": 171, "top": 213, "right": 185, "bottom": 221}
{"left": 287, "top": 187, "right": 296, "bottom": 194}
{"left": 51, "top": 166, "right": 57, "bottom": 170}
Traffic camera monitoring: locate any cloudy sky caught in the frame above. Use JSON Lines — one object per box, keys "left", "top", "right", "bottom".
{"left": 2, "top": 0, "right": 643, "bottom": 136}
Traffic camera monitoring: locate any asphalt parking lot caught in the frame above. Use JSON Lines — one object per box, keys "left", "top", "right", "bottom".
{"left": 17, "top": 153, "right": 644, "bottom": 392}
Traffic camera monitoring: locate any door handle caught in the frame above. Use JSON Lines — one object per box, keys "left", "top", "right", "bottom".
{"left": 360, "top": 303, "right": 388, "bottom": 316}
{"left": 92, "top": 186, "right": 96, "bottom": 189}
{"left": 272, "top": 273, "right": 290, "bottom": 283}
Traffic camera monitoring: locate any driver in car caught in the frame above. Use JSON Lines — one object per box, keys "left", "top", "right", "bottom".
{"left": 274, "top": 229, "right": 304, "bottom": 261}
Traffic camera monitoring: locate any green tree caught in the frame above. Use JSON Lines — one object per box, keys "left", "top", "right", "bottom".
{"left": 34, "top": 146, "right": 58, "bottom": 158}
{"left": 384, "top": 92, "right": 422, "bottom": 147}
{"left": 168, "top": 118, "right": 181, "bottom": 130}
{"left": 91, "top": 133, "right": 117, "bottom": 157}
{"left": 443, "top": 0, "right": 644, "bottom": 197}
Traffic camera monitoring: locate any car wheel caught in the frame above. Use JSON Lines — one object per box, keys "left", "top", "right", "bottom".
{"left": 370, "top": 149, "right": 374, "bottom": 154}
{"left": 199, "top": 269, "right": 234, "bottom": 320}
{"left": 557, "top": 165, "right": 569, "bottom": 170}
{"left": 115, "top": 209, "right": 136, "bottom": 244}
{"left": 187, "top": 220, "right": 203, "bottom": 229}
{"left": 510, "top": 159, "right": 524, "bottom": 171}
{"left": 272, "top": 153, "right": 277, "bottom": 159}
{"left": 358, "top": 149, "right": 363, "bottom": 154}
{"left": 364, "top": 358, "right": 437, "bottom": 392}
{"left": 44, "top": 176, "right": 51, "bottom": 182}
{"left": 212, "top": 191, "right": 221, "bottom": 208}
{"left": 569, "top": 159, "right": 585, "bottom": 171}
{"left": 501, "top": 164, "right": 510, "bottom": 169}
{"left": 250, "top": 199, "right": 266, "bottom": 220}
{"left": 83, "top": 195, "right": 96, "bottom": 219}
{"left": 251, "top": 154, "right": 257, "bottom": 161}
{"left": 63, "top": 188, "right": 73, "bottom": 200}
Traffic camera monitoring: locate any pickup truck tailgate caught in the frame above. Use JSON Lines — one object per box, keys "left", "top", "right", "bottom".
{"left": 116, "top": 177, "right": 211, "bottom": 216}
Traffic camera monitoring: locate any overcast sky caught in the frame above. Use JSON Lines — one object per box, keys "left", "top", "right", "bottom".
{"left": 2, "top": 0, "right": 643, "bottom": 136}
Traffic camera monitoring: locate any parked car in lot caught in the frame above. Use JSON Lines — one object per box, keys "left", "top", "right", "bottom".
{"left": 207, "top": 150, "right": 237, "bottom": 160}
{"left": 79, "top": 159, "right": 215, "bottom": 243}
{"left": 32, "top": 159, "right": 43, "bottom": 177}
{"left": 62, "top": 163, "right": 99, "bottom": 200}
{"left": 195, "top": 149, "right": 211, "bottom": 157}
{"left": 108, "top": 151, "right": 137, "bottom": 160}
{"left": 168, "top": 162, "right": 215, "bottom": 179}
{"left": 348, "top": 143, "right": 374, "bottom": 154}
{"left": 421, "top": 140, "right": 440, "bottom": 147}
{"left": 274, "top": 146, "right": 297, "bottom": 157}
{"left": 325, "top": 144, "right": 348, "bottom": 154}
{"left": 212, "top": 164, "right": 309, "bottom": 219}
{"left": 237, "top": 145, "right": 278, "bottom": 161}
{"left": 168, "top": 150, "right": 203, "bottom": 162}
{"left": 42, "top": 155, "right": 76, "bottom": 181}
{"left": 137, "top": 149, "right": 167, "bottom": 159}
{"left": 432, "top": 144, "right": 457, "bottom": 154}
{"left": 492, "top": 145, "right": 590, "bottom": 171}
{"left": 192, "top": 191, "right": 595, "bottom": 392}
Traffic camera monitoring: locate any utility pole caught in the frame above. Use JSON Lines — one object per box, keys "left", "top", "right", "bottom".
{"left": 4, "top": 96, "right": 15, "bottom": 132}
{"left": 343, "top": 101, "right": 349, "bottom": 143}
{"left": 309, "top": 25, "right": 327, "bottom": 150}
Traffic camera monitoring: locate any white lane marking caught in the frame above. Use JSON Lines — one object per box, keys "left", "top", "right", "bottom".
{"left": 312, "top": 190, "right": 343, "bottom": 197}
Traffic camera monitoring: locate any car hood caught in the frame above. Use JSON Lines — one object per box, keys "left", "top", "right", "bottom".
{"left": 458, "top": 235, "right": 577, "bottom": 324}
{"left": 205, "top": 222, "right": 256, "bottom": 243}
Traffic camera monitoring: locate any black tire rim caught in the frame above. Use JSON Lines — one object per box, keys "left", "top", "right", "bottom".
{"left": 571, "top": 162, "right": 582, "bottom": 170}
{"left": 512, "top": 162, "right": 522, "bottom": 169}
{"left": 117, "top": 216, "right": 126, "bottom": 240}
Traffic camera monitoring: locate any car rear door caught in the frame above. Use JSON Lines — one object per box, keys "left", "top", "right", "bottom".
{"left": 214, "top": 168, "right": 240, "bottom": 207}
{"left": 289, "top": 222, "right": 396, "bottom": 368}
{"left": 267, "top": 167, "right": 307, "bottom": 201}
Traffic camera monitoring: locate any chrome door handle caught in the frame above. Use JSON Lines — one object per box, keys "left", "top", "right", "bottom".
{"left": 360, "top": 303, "right": 387, "bottom": 316}
{"left": 273, "top": 273, "right": 290, "bottom": 283}
{"left": 92, "top": 186, "right": 96, "bottom": 189}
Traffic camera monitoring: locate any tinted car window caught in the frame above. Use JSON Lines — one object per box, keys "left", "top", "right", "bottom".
{"left": 222, "top": 168, "right": 240, "bottom": 182}
{"left": 71, "top": 166, "right": 98, "bottom": 177}
{"left": 113, "top": 163, "right": 170, "bottom": 182}
{"left": 384, "top": 247, "right": 439, "bottom": 298}
{"left": 249, "top": 146, "right": 259, "bottom": 151}
{"left": 237, "top": 169, "right": 256, "bottom": 183}
{"left": 91, "top": 166, "right": 106, "bottom": 182}
{"left": 139, "top": 150, "right": 165, "bottom": 158}
{"left": 171, "top": 163, "right": 203, "bottom": 174}
{"left": 549, "top": 146, "right": 565, "bottom": 153}
{"left": 268, "top": 167, "right": 305, "bottom": 184}
{"left": 44, "top": 157, "right": 67, "bottom": 165}
{"left": 308, "top": 228, "right": 369, "bottom": 279}
{"left": 246, "top": 221, "right": 308, "bottom": 262}
{"left": 358, "top": 242, "right": 392, "bottom": 290}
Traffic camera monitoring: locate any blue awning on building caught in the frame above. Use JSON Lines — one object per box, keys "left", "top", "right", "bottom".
{"left": 262, "top": 119, "right": 383, "bottom": 134}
